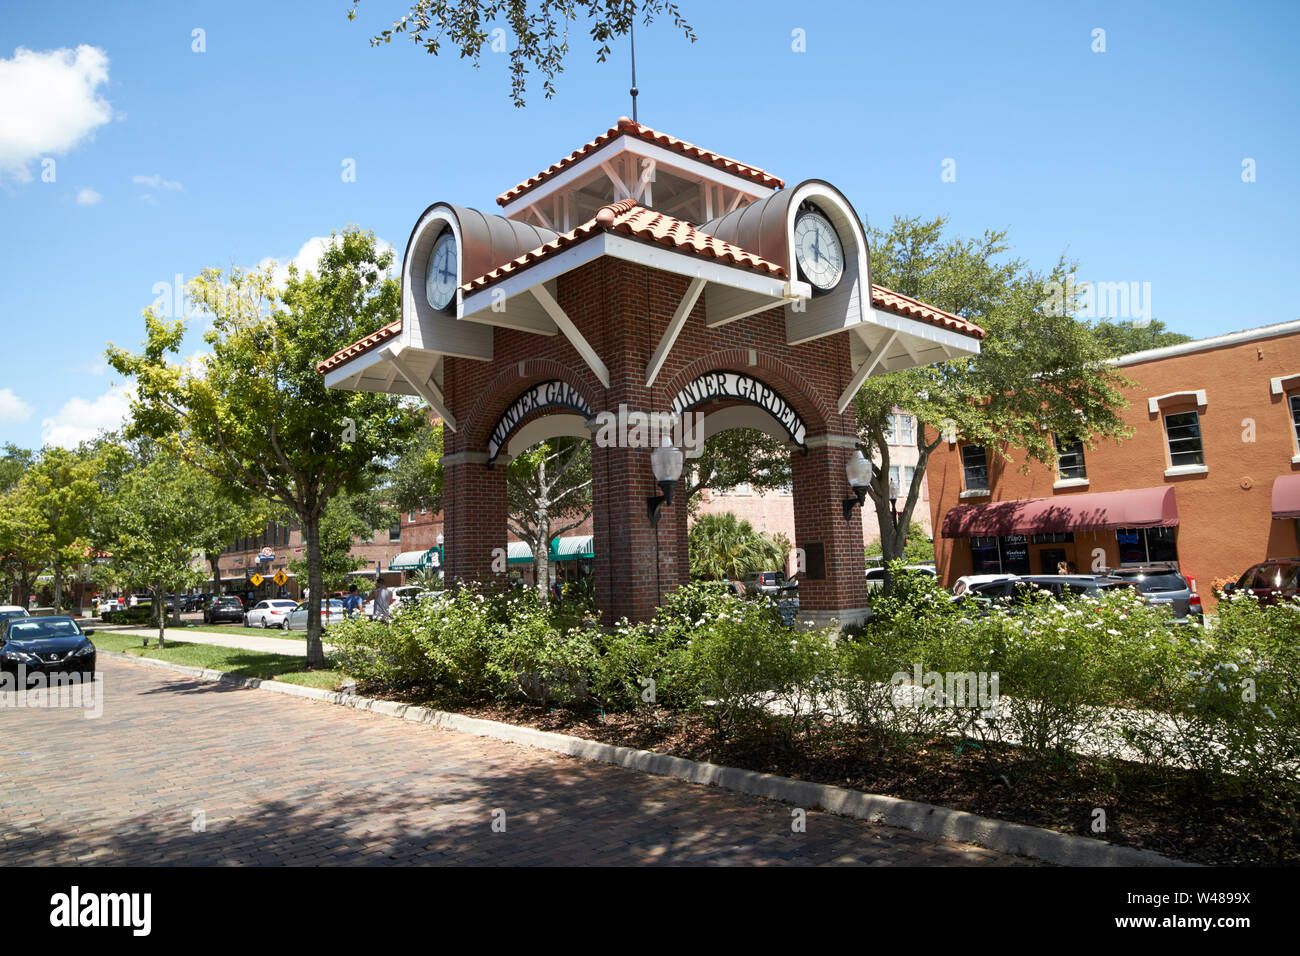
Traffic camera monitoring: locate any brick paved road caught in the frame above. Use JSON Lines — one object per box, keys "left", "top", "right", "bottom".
{"left": 0, "top": 658, "right": 1034, "bottom": 866}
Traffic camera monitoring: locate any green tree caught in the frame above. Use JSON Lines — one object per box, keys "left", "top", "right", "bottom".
{"left": 288, "top": 488, "right": 395, "bottom": 595}
{"left": 865, "top": 535, "right": 934, "bottom": 566}
{"left": 857, "top": 216, "right": 1130, "bottom": 582}
{"left": 102, "top": 454, "right": 211, "bottom": 645}
{"left": 688, "top": 511, "right": 785, "bottom": 582}
{"left": 386, "top": 413, "right": 443, "bottom": 515}
{"left": 350, "top": 0, "right": 696, "bottom": 107}
{"left": 682, "top": 428, "right": 791, "bottom": 512}
{"left": 0, "top": 444, "right": 33, "bottom": 494}
{"left": 1090, "top": 318, "right": 1192, "bottom": 358}
{"left": 107, "top": 228, "right": 423, "bottom": 666}
{"left": 19, "top": 446, "right": 103, "bottom": 612}
{"left": 0, "top": 484, "right": 48, "bottom": 609}
{"left": 507, "top": 437, "right": 591, "bottom": 594}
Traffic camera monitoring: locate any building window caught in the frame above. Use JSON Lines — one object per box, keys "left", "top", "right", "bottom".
{"left": 897, "top": 414, "right": 915, "bottom": 446}
{"left": 388, "top": 524, "right": 401, "bottom": 542}
{"left": 1116, "top": 527, "right": 1178, "bottom": 565}
{"left": 1055, "top": 435, "right": 1087, "bottom": 481}
{"left": 884, "top": 413, "right": 896, "bottom": 444}
{"left": 961, "top": 445, "right": 989, "bottom": 492}
{"left": 1164, "top": 410, "right": 1204, "bottom": 468}
{"left": 1030, "top": 532, "right": 1074, "bottom": 544}
{"left": 970, "top": 536, "right": 1001, "bottom": 573}
{"left": 731, "top": 483, "right": 753, "bottom": 496}
{"left": 888, "top": 465, "right": 915, "bottom": 494}
{"left": 1290, "top": 394, "right": 1300, "bottom": 451}
{"left": 409, "top": 510, "right": 416, "bottom": 523}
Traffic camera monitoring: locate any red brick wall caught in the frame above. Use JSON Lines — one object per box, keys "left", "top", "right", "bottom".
{"left": 927, "top": 329, "right": 1300, "bottom": 606}
{"left": 442, "top": 258, "right": 868, "bottom": 622}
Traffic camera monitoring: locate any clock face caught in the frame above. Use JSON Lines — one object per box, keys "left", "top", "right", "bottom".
{"left": 424, "top": 231, "right": 457, "bottom": 311}
{"left": 793, "top": 209, "right": 844, "bottom": 291}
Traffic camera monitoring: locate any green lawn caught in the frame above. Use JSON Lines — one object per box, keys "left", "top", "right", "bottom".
{"left": 111, "top": 622, "right": 307, "bottom": 640}
{"left": 93, "top": 632, "right": 348, "bottom": 689}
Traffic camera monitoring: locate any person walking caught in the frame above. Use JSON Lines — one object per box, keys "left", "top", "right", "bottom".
{"left": 371, "top": 582, "right": 393, "bottom": 622}
{"left": 343, "top": 584, "right": 363, "bottom": 618}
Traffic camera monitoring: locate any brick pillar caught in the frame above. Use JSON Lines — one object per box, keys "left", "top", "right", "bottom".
{"left": 442, "top": 452, "right": 508, "bottom": 585}
{"left": 791, "top": 439, "right": 870, "bottom": 628}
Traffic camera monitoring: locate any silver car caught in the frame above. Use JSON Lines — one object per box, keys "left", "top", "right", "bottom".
{"left": 1102, "top": 566, "right": 1203, "bottom": 623}
{"left": 281, "top": 599, "right": 346, "bottom": 631}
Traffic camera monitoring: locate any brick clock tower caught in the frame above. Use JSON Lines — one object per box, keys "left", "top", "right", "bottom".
{"left": 320, "top": 117, "right": 984, "bottom": 627}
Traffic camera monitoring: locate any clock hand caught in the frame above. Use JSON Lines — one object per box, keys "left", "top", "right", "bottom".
{"left": 811, "top": 228, "right": 823, "bottom": 263}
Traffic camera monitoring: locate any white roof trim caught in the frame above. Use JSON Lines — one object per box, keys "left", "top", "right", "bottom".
{"left": 1113, "top": 320, "right": 1300, "bottom": 367}
{"left": 1270, "top": 373, "right": 1300, "bottom": 396}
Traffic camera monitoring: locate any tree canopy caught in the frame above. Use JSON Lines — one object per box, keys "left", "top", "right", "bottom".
{"left": 106, "top": 227, "right": 423, "bottom": 665}
{"left": 348, "top": 0, "right": 696, "bottom": 106}
{"left": 856, "top": 215, "right": 1131, "bottom": 569}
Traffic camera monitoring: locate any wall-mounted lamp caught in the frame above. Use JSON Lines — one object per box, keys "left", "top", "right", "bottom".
{"left": 842, "top": 450, "right": 873, "bottom": 522}
{"left": 647, "top": 439, "right": 684, "bottom": 525}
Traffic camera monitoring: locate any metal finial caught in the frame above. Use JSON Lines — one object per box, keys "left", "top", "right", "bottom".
{"left": 629, "top": 4, "right": 638, "bottom": 123}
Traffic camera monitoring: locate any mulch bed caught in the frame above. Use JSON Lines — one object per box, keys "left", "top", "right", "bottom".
{"left": 368, "top": 686, "right": 1297, "bottom": 866}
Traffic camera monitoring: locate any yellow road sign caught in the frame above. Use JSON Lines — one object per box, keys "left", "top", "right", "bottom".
{"left": 249, "top": 573, "right": 263, "bottom": 587}
{"left": 273, "top": 571, "right": 287, "bottom": 587}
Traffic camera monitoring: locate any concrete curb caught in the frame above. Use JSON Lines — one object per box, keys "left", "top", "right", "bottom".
{"left": 99, "top": 649, "right": 1193, "bottom": 867}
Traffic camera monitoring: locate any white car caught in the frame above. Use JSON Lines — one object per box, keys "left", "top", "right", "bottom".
{"left": 362, "top": 585, "right": 425, "bottom": 618}
{"left": 951, "top": 573, "right": 1020, "bottom": 597}
{"left": 865, "top": 565, "right": 938, "bottom": 591}
{"left": 244, "top": 599, "right": 298, "bottom": 628}
{"left": 0, "top": 605, "right": 29, "bottom": 623}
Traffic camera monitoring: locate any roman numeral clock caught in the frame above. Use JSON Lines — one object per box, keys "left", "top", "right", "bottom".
{"left": 793, "top": 203, "right": 845, "bottom": 292}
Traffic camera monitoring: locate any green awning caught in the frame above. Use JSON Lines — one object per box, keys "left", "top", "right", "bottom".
{"left": 507, "top": 536, "right": 594, "bottom": 565}
{"left": 389, "top": 547, "right": 443, "bottom": 571}
{"left": 552, "top": 535, "right": 594, "bottom": 561}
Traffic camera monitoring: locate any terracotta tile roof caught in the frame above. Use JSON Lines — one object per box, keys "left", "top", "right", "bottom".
{"left": 462, "top": 198, "right": 787, "bottom": 293}
{"left": 316, "top": 320, "right": 402, "bottom": 374}
{"left": 496, "top": 117, "right": 785, "bottom": 207}
{"left": 870, "top": 285, "right": 986, "bottom": 340}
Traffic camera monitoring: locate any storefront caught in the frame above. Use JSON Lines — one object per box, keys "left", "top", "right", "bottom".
{"left": 943, "top": 486, "right": 1181, "bottom": 576}
{"left": 507, "top": 535, "right": 595, "bottom": 588}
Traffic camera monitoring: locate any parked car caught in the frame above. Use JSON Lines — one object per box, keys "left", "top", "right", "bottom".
{"left": 1223, "top": 558, "right": 1300, "bottom": 606}
{"left": 282, "top": 599, "right": 346, "bottom": 631}
{"left": 203, "top": 596, "right": 244, "bottom": 625}
{"left": 866, "top": 565, "right": 937, "bottom": 591}
{"left": 1102, "top": 565, "right": 1203, "bottom": 622}
{"left": 952, "top": 574, "right": 1136, "bottom": 613}
{"left": 244, "top": 599, "right": 298, "bottom": 628}
{"left": 0, "top": 605, "right": 30, "bottom": 624}
{"left": 0, "top": 615, "right": 96, "bottom": 684}
{"left": 951, "top": 573, "right": 1020, "bottom": 597}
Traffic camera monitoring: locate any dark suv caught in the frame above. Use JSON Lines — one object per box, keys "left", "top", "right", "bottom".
{"left": 1102, "top": 565, "right": 1203, "bottom": 623}
{"left": 1223, "top": 559, "right": 1300, "bottom": 606}
{"left": 204, "top": 596, "right": 244, "bottom": 625}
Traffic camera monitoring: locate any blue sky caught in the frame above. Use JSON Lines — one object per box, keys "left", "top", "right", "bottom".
{"left": 2, "top": 0, "right": 1297, "bottom": 450}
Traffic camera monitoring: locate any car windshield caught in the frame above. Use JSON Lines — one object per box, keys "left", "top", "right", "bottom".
{"left": 0, "top": 609, "right": 28, "bottom": 620}
{"left": 6, "top": 619, "right": 82, "bottom": 640}
{"left": 1114, "top": 571, "right": 1186, "bottom": 593}
{"left": 217, "top": 598, "right": 240, "bottom": 606}
{"left": 270, "top": 600, "right": 296, "bottom": 607}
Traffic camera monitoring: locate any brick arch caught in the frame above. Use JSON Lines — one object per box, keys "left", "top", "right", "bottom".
{"left": 460, "top": 357, "right": 602, "bottom": 452}
{"left": 660, "top": 348, "right": 839, "bottom": 434}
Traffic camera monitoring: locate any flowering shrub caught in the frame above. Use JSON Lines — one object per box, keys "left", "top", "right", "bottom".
{"left": 328, "top": 573, "right": 1299, "bottom": 798}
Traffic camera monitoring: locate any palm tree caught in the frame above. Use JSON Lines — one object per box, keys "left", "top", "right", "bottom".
{"left": 688, "top": 512, "right": 784, "bottom": 581}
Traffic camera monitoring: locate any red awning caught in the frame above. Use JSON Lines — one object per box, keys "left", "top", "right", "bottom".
{"left": 941, "top": 486, "right": 1179, "bottom": 538}
{"left": 1272, "top": 474, "right": 1300, "bottom": 519}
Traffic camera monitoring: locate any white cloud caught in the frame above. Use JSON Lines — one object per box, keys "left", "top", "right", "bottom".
{"left": 132, "top": 172, "right": 182, "bottom": 191}
{"left": 76, "top": 186, "right": 101, "bottom": 205}
{"left": 0, "top": 46, "right": 113, "bottom": 183}
{"left": 40, "top": 383, "right": 133, "bottom": 449}
{"left": 0, "top": 387, "right": 33, "bottom": 424}
{"left": 256, "top": 235, "right": 396, "bottom": 288}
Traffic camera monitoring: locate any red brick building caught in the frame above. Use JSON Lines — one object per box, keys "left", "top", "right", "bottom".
{"left": 320, "top": 118, "right": 982, "bottom": 626}
{"left": 927, "top": 321, "right": 1300, "bottom": 606}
